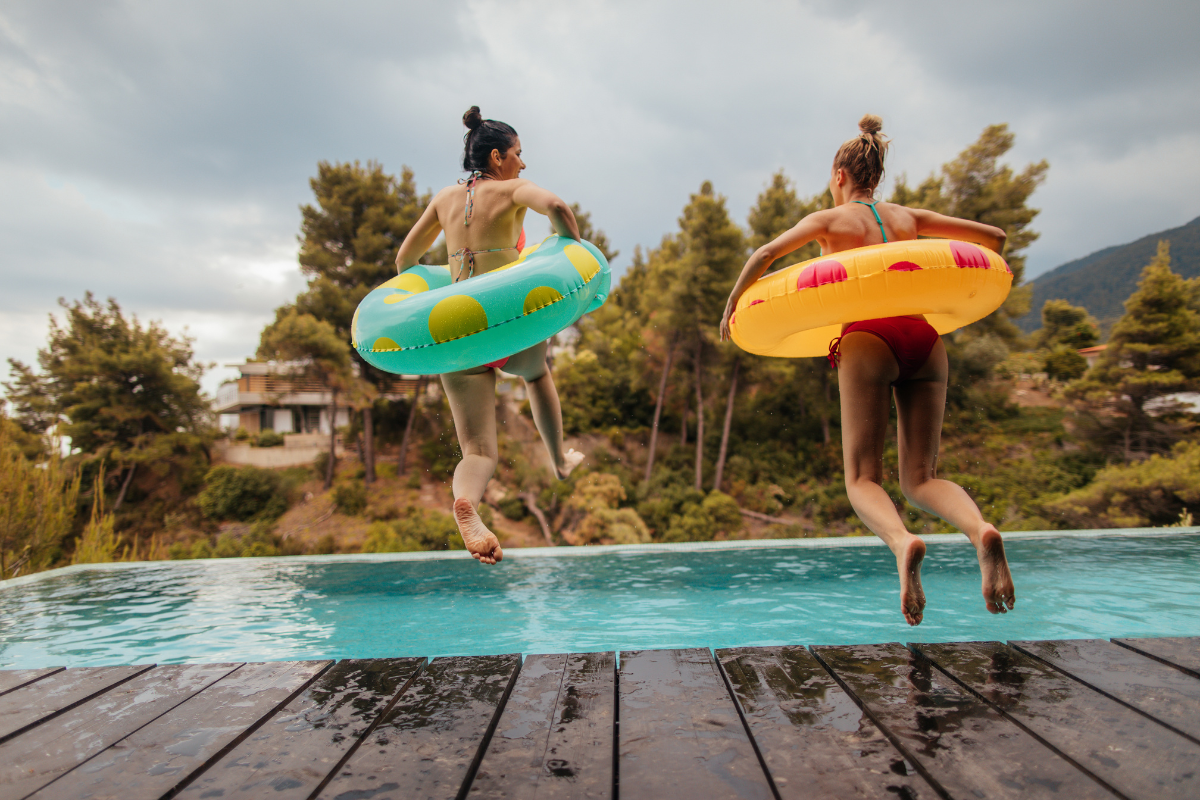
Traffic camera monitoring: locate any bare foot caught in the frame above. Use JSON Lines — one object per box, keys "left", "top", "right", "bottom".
{"left": 554, "top": 448, "right": 585, "bottom": 481}
{"left": 453, "top": 498, "right": 503, "bottom": 565}
{"left": 977, "top": 524, "right": 1015, "bottom": 614}
{"left": 895, "top": 535, "right": 927, "bottom": 626}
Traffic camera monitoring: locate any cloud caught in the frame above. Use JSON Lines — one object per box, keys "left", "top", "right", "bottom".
{"left": 2, "top": 0, "right": 1198, "bottom": 397}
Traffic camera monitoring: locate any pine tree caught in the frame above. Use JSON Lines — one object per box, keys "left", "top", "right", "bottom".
{"left": 292, "top": 161, "right": 429, "bottom": 482}
{"left": 1068, "top": 241, "right": 1200, "bottom": 461}
{"left": 891, "top": 124, "right": 1048, "bottom": 344}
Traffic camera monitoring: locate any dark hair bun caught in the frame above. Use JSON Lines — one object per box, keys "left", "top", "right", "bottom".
{"left": 463, "top": 106, "right": 483, "bottom": 131}
{"left": 859, "top": 114, "right": 883, "bottom": 135}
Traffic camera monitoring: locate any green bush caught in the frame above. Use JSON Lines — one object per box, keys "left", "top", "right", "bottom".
{"left": 498, "top": 495, "right": 528, "bottom": 521}
{"left": 233, "top": 427, "right": 250, "bottom": 441}
{"left": 197, "top": 466, "right": 289, "bottom": 521}
{"left": 661, "top": 491, "right": 742, "bottom": 543}
{"left": 1039, "top": 441, "right": 1200, "bottom": 528}
{"left": 256, "top": 430, "right": 285, "bottom": 448}
{"left": 332, "top": 481, "right": 368, "bottom": 516}
{"left": 313, "top": 450, "right": 331, "bottom": 479}
{"left": 361, "top": 506, "right": 464, "bottom": 552}
{"left": 1043, "top": 345, "right": 1088, "bottom": 382}
{"left": 169, "top": 522, "right": 281, "bottom": 560}
{"left": 375, "top": 462, "right": 397, "bottom": 480}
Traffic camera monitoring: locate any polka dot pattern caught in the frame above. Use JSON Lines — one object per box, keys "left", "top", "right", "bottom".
{"left": 428, "top": 295, "right": 488, "bottom": 343}
{"left": 797, "top": 260, "right": 848, "bottom": 291}
{"left": 524, "top": 285, "right": 563, "bottom": 315}
{"left": 353, "top": 236, "right": 611, "bottom": 374}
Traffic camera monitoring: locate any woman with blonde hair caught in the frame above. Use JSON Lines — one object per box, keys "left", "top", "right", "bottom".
{"left": 396, "top": 107, "right": 584, "bottom": 565}
{"left": 720, "top": 115, "right": 1016, "bottom": 625}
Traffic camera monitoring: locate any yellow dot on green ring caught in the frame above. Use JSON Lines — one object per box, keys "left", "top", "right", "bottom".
{"left": 524, "top": 285, "right": 563, "bottom": 315}
{"left": 373, "top": 336, "right": 400, "bottom": 351}
{"left": 380, "top": 273, "right": 429, "bottom": 293}
{"left": 564, "top": 244, "right": 600, "bottom": 281}
{"left": 384, "top": 291, "right": 414, "bottom": 304}
{"left": 429, "top": 295, "right": 488, "bottom": 343}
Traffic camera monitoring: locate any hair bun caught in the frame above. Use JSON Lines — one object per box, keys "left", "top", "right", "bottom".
{"left": 859, "top": 114, "right": 883, "bottom": 135}
{"left": 463, "top": 106, "right": 483, "bottom": 131}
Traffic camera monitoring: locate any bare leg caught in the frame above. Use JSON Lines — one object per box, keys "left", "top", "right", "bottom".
{"left": 837, "top": 332, "right": 926, "bottom": 625}
{"left": 894, "top": 339, "right": 1015, "bottom": 614}
{"left": 504, "top": 341, "right": 583, "bottom": 479}
{"left": 441, "top": 368, "right": 503, "bottom": 564}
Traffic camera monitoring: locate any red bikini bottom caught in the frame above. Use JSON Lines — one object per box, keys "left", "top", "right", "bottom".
{"left": 484, "top": 357, "right": 510, "bottom": 370}
{"left": 827, "top": 316, "right": 940, "bottom": 382}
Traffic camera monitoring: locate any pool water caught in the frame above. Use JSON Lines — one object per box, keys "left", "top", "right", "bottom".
{"left": 2, "top": 532, "right": 1198, "bottom": 668}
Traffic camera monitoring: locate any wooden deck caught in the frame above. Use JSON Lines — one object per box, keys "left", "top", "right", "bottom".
{"left": 1, "top": 637, "right": 1198, "bottom": 799}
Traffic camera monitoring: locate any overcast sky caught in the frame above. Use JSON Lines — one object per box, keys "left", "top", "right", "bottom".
{"left": 3, "top": 0, "right": 1198, "bottom": 396}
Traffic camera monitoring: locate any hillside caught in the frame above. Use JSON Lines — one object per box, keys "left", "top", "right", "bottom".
{"left": 1018, "top": 215, "right": 1200, "bottom": 332}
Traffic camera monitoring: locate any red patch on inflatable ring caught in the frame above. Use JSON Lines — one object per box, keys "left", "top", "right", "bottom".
{"left": 950, "top": 241, "right": 989, "bottom": 269}
{"left": 516, "top": 228, "right": 526, "bottom": 251}
{"left": 796, "top": 260, "right": 848, "bottom": 291}
{"left": 750, "top": 299, "right": 765, "bottom": 306}
{"left": 887, "top": 261, "right": 922, "bottom": 271}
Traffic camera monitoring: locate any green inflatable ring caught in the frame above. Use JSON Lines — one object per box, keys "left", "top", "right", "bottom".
{"left": 353, "top": 235, "right": 611, "bottom": 374}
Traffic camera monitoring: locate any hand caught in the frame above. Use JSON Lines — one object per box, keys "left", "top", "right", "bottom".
{"left": 719, "top": 305, "right": 734, "bottom": 342}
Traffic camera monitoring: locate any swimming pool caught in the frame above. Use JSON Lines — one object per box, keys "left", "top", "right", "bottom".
{"left": 2, "top": 530, "right": 1198, "bottom": 668}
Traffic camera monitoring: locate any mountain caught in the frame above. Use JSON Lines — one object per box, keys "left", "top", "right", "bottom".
{"left": 1017, "top": 215, "right": 1200, "bottom": 333}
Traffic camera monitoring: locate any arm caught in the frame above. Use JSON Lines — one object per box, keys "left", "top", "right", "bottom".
{"left": 395, "top": 200, "right": 444, "bottom": 272}
{"left": 910, "top": 208, "right": 1007, "bottom": 253}
{"left": 511, "top": 180, "right": 580, "bottom": 241}
{"left": 719, "top": 213, "right": 828, "bottom": 341}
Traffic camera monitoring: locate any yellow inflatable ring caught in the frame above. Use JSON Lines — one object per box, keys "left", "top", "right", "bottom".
{"left": 729, "top": 239, "right": 1012, "bottom": 358}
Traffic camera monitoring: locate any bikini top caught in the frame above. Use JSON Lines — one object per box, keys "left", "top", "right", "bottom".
{"left": 854, "top": 200, "right": 888, "bottom": 243}
{"left": 452, "top": 170, "right": 518, "bottom": 282}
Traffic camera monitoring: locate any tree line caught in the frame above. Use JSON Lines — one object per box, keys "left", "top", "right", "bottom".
{"left": 5, "top": 122, "right": 1199, "bottom": 575}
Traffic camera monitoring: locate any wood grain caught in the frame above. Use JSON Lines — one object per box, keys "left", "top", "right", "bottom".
{"left": 1113, "top": 637, "right": 1200, "bottom": 678}
{"left": 718, "top": 646, "right": 929, "bottom": 799}
{"left": 921, "top": 640, "right": 1200, "bottom": 800}
{"left": 316, "top": 654, "right": 521, "bottom": 800}
{"left": 0, "top": 665, "right": 152, "bottom": 744}
{"left": 179, "top": 657, "right": 424, "bottom": 800}
{"left": 814, "top": 643, "right": 1113, "bottom": 800}
{"left": 618, "top": 648, "right": 772, "bottom": 800}
{"left": 27, "top": 660, "right": 329, "bottom": 800}
{"left": 1015, "top": 638, "right": 1200, "bottom": 744}
{"left": 0, "top": 662, "right": 238, "bottom": 799}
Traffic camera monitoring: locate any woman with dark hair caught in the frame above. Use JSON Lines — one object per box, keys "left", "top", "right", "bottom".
{"left": 396, "top": 106, "right": 584, "bottom": 565}
{"left": 720, "top": 115, "right": 1016, "bottom": 626}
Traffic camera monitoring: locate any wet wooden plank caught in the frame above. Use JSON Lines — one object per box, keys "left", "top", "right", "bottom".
{"left": 0, "top": 665, "right": 152, "bottom": 744}
{"left": 718, "top": 646, "right": 930, "bottom": 799}
{"left": 316, "top": 654, "right": 521, "bottom": 800}
{"left": 0, "top": 668, "right": 64, "bottom": 697}
{"left": 921, "top": 641, "right": 1200, "bottom": 800}
{"left": 471, "top": 651, "right": 615, "bottom": 799}
{"left": 1113, "top": 637, "right": 1200, "bottom": 678}
{"left": 813, "top": 643, "right": 1113, "bottom": 800}
{"left": 1014, "top": 638, "right": 1200, "bottom": 744}
{"left": 179, "top": 657, "right": 424, "bottom": 799}
{"left": 28, "top": 660, "right": 329, "bottom": 800}
{"left": 0, "top": 662, "right": 238, "bottom": 799}
{"left": 618, "top": 648, "right": 772, "bottom": 800}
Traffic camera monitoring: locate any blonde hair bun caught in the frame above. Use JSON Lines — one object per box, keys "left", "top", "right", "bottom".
{"left": 859, "top": 114, "right": 883, "bottom": 135}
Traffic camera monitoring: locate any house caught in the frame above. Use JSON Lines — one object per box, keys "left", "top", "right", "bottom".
{"left": 214, "top": 361, "right": 424, "bottom": 434}
{"left": 1077, "top": 344, "right": 1107, "bottom": 369}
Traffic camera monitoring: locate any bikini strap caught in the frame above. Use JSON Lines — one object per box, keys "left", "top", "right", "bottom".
{"left": 854, "top": 200, "right": 888, "bottom": 243}
{"left": 458, "top": 170, "right": 485, "bottom": 225}
{"left": 827, "top": 335, "right": 843, "bottom": 369}
{"left": 451, "top": 245, "right": 519, "bottom": 282}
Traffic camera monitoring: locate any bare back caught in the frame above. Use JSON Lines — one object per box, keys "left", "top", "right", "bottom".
{"left": 430, "top": 180, "right": 529, "bottom": 277}
{"left": 812, "top": 202, "right": 919, "bottom": 254}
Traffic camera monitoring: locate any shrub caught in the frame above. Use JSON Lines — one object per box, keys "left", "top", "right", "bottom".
{"left": 197, "top": 466, "right": 289, "bottom": 521}
{"left": 375, "top": 462, "right": 397, "bottom": 480}
{"left": 1039, "top": 441, "right": 1200, "bottom": 528}
{"left": 361, "top": 507, "right": 463, "bottom": 552}
{"left": 1043, "top": 345, "right": 1088, "bottom": 382}
{"left": 233, "top": 427, "right": 250, "bottom": 441}
{"left": 498, "top": 495, "right": 528, "bottom": 521}
{"left": 312, "top": 450, "right": 331, "bottom": 479}
{"left": 332, "top": 481, "right": 368, "bottom": 516}
{"left": 256, "top": 430, "right": 285, "bottom": 448}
